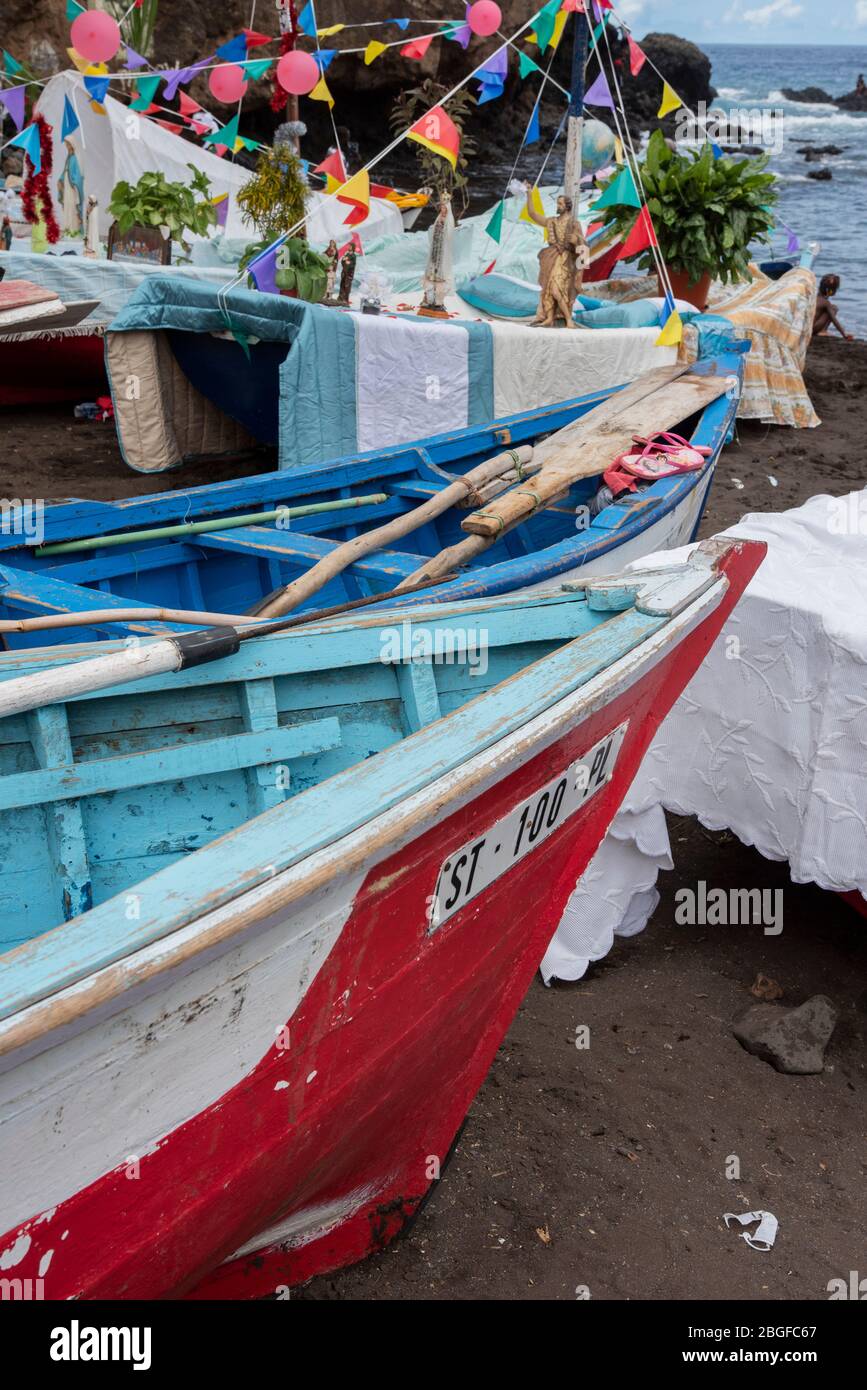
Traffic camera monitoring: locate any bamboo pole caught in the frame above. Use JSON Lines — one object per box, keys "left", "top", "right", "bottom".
{"left": 34, "top": 495, "right": 390, "bottom": 558}
{"left": 251, "top": 445, "right": 535, "bottom": 620}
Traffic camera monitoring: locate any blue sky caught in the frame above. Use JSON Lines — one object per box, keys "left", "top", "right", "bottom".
{"left": 619, "top": 0, "right": 867, "bottom": 44}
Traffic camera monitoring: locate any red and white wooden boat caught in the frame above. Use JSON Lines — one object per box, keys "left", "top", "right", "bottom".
{"left": 0, "top": 537, "right": 763, "bottom": 1299}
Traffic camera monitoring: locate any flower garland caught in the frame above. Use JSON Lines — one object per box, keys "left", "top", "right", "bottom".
{"left": 20, "top": 113, "right": 61, "bottom": 245}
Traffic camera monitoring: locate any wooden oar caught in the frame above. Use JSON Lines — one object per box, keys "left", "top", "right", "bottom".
{"left": 397, "top": 365, "right": 728, "bottom": 590}
{"left": 250, "top": 444, "right": 536, "bottom": 620}
{"left": 461, "top": 369, "right": 729, "bottom": 540}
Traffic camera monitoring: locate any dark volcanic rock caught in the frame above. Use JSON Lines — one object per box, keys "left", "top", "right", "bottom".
{"left": 807, "top": 167, "right": 833, "bottom": 180}
{"left": 797, "top": 144, "right": 845, "bottom": 156}
{"left": 782, "top": 86, "right": 835, "bottom": 103}
{"left": 835, "top": 87, "right": 867, "bottom": 111}
{"left": 733, "top": 996, "right": 838, "bottom": 1075}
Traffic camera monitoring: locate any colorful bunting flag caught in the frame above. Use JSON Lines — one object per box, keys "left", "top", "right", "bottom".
{"left": 518, "top": 50, "right": 541, "bottom": 79}
{"left": 317, "top": 24, "right": 345, "bottom": 37}
{"left": 297, "top": 3, "right": 316, "bottom": 38}
{"left": 84, "top": 75, "right": 110, "bottom": 105}
{"left": 247, "top": 244, "right": 280, "bottom": 295}
{"left": 337, "top": 168, "right": 370, "bottom": 226}
{"left": 314, "top": 149, "right": 347, "bottom": 192}
{"left": 124, "top": 46, "right": 148, "bottom": 71}
{"left": 389, "top": 17, "right": 411, "bottom": 28}
{"left": 524, "top": 103, "right": 540, "bottom": 147}
{"left": 477, "top": 76, "right": 504, "bottom": 106}
{"left": 337, "top": 230, "right": 363, "bottom": 257}
{"left": 584, "top": 69, "right": 614, "bottom": 109}
{"left": 0, "top": 85, "right": 26, "bottom": 133}
{"left": 243, "top": 30, "right": 273, "bottom": 48}
{"left": 592, "top": 164, "right": 641, "bottom": 210}
{"left": 531, "top": 0, "right": 566, "bottom": 51}
{"left": 67, "top": 48, "right": 91, "bottom": 75}
{"left": 614, "top": 135, "right": 624, "bottom": 164}
{"left": 308, "top": 76, "right": 335, "bottom": 107}
{"left": 627, "top": 37, "right": 646, "bottom": 76}
{"left": 658, "top": 82, "right": 682, "bottom": 118}
{"left": 407, "top": 104, "right": 460, "bottom": 169}
{"left": 61, "top": 93, "right": 80, "bottom": 139}
{"left": 3, "top": 50, "right": 23, "bottom": 76}
{"left": 8, "top": 122, "right": 41, "bottom": 175}
{"left": 485, "top": 200, "right": 504, "bottom": 243}
{"left": 179, "top": 91, "right": 203, "bottom": 118}
{"left": 130, "top": 75, "right": 161, "bottom": 110}
{"left": 216, "top": 34, "right": 248, "bottom": 63}
{"left": 520, "top": 184, "right": 547, "bottom": 228}
{"left": 655, "top": 309, "right": 683, "bottom": 347}
{"left": 401, "top": 36, "right": 434, "bottom": 60}
{"left": 443, "top": 21, "right": 472, "bottom": 48}
{"left": 711, "top": 141, "right": 723, "bottom": 159}
{"left": 242, "top": 58, "right": 273, "bottom": 80}
{"left": 659, "top": 289, "right": 676, "bottom": 325}
{"left": 313, "top": 50, "right": 337, "bottom": 69}
{"left": 66, "top": 0, "right": 85, "bottom": 19}
{"left": 203, "top": 114, "right": 240, "bottom": 148}
{"left": 164, "top": 59, "right": 212, "bottom": 101}
{"left": 365, "top": 40, "right": 387, "bottom": 65}
{"left": 621, "top": 205, "right": 658, "bottom": 258}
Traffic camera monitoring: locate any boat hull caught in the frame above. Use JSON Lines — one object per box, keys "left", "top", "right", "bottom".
{"left": 0, "top": 543, "right": 760, "bottom": 1301}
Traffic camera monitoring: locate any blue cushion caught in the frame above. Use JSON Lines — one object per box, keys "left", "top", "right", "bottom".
{"left": 457, "top": 273, "right": 539, "bottom": 318}
{"left": 572, "top": 300, "right": 663, "bottom": 329}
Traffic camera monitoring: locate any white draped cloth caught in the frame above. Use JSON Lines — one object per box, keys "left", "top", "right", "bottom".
{"left": 543, "top": 488, "right": 867, "bottom": 982}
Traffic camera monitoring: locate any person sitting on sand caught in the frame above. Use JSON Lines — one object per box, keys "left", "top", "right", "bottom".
{"left": 813, "top": 274, "right": 854, "bottom": 340}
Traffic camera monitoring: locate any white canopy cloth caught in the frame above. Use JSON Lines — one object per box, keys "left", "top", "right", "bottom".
{"left": 543, "top": 489, "right": 867, "bottom": 982}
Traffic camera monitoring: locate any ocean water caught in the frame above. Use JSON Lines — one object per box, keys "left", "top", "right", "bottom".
{"left": 705, "top": 44, "right": 867, "bottom": 335}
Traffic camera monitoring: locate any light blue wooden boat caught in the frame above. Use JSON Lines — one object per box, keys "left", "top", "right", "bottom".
{"left": 0, "top": 356, "right": 741, "bottom": 649}
{"left": 0, "top": 538, "right": 764, "bottom": 1300}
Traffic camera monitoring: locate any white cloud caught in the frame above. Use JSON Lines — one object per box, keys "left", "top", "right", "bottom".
{"left": 856, "top": 0, "right": 867, "bottom": 25}
{"left": 741, "top": 0, "right": 804, "bottom": 24}
{"left": 617, "top": 0, "right": 646, "bottom": 17}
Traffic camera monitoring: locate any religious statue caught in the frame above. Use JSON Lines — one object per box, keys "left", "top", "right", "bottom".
{"left": 418, "top": 190, "right": 455, "bottom": 318}
{"left": 57, "top": 138, "right": 85, "bottom": 236}
{"left": 337, "top": 243, "right": 357, "bottom": 305}
{"left": 324, "top": 239, "right": 339, "bottom": 300}
{"left": 84, "top": 196, "right": 100, "bottom": 258}
{"left": 524, "top": 185, "right": 590, "bottom": 328}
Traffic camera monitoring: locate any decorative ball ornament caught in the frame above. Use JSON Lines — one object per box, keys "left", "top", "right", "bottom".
{"left": 70, "top": 11, "right": 121, "bottom": 64}
{"left": 209, "top": 64, "right": 249, "bottom": 104}
{"left": 467, "top": 2, "right": 502, "bottom": 37}
{"left": 276, "top": 50, "right": 319, "bottom": 96}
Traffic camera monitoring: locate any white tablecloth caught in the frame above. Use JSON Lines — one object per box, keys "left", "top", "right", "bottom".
{"left": 542, "top": 489, "right": 867, "bottom": 983}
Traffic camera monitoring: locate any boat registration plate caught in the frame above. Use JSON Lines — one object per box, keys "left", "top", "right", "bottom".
{"left": 430, "top": 722, "right": 628, "bottom": 931}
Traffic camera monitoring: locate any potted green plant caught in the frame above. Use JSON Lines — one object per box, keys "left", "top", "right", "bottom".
{"left": 596, "top": 131, "right": 777, "bottom": 309}
{"left": 272, "top": 237, "right": 331, "bottom": 303}
{"left": 107, "top": 166, "right": 217, "bottom": 263}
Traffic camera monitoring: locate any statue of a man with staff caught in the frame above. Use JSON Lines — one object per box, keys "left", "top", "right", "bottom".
{"left": 524, "top": 184, "right": 590, "bottom": 328}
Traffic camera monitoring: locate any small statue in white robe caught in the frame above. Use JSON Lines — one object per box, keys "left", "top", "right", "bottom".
{"left": 84, "top": 196, "right": 100, "bottom": 258}
{"left": 419, "top": 191, "right": 454, "bottom": 318}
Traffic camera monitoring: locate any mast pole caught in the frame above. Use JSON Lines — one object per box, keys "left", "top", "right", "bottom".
{"left": 563, "top": 3, "right": 591, "bottom": 207}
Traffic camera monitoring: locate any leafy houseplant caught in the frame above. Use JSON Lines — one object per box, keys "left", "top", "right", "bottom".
{"left": 596, "top": 131, "right": 777, "bottom": 308}
{"left": 274, "top": 237, "right": 331, "bottom": 303}
{"left": 107, "top": 166, "right": 216, "bottom": 260}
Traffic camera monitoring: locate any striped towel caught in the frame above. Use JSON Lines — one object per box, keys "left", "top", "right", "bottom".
{"left": 682, "top": 265, "right": 820, "bottom": 429}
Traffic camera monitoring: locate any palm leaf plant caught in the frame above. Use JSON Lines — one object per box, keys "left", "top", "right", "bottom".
{"left": 104, "top": 0, "right": 159, "bottom": 58}
{"left": 597, "top": 131, "right": 777, "bottom": 289}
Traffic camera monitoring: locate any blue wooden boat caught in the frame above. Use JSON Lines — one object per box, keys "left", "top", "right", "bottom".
{"left": 0, "top": 357, "right": 741, "bottom": 649}
{"left": 0, "top": 539, "right": 764, "bottom": 1299}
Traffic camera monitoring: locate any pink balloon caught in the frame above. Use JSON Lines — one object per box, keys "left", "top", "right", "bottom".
{"left": 70, "top": 11, "right": 121, "bottom": 64}
{"left": 209, "top": 63, "right": 249, "bottom": 104}
{"left": 277, "top": 50, "right": 319, "bottom": 96}
{"left": 468, "top": 1, "right": 502, "bottom": 37}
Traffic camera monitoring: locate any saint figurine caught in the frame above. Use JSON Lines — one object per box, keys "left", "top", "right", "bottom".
{"left": 57, "top": 138, "right": 85, "bottom": 236}
{"left": 324, "top": 239, "right": 339, "bottom": 300}
{"left": 418, "top": 190, "right": 454, "bottom": 317}
{"left": 524, "top": 185, "right": 589, "bottom": 328}
{"left": 338, "top": 243, "right": 357, "bottom": 305}
{"left": 84, "top": 195, "right": 100, "bottom": 258}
